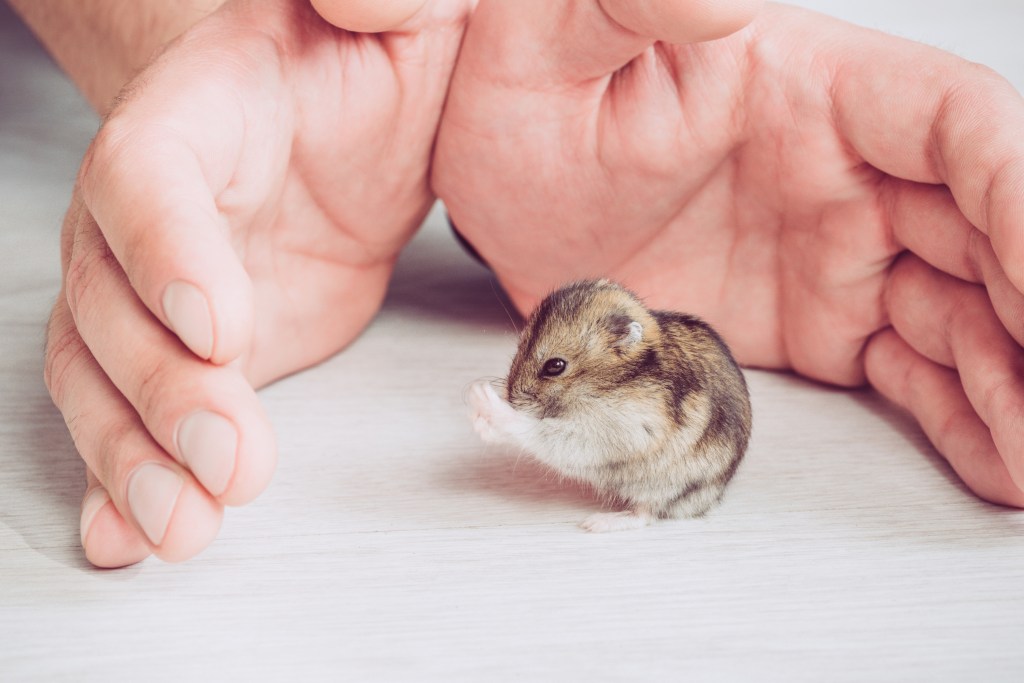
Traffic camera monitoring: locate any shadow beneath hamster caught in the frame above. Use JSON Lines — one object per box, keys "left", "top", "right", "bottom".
{"left": 443, "top": 447, "right": 601, "bottom": 514}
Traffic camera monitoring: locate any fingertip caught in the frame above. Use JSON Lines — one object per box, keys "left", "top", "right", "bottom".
{"left": 598, "top": 0, "right": 763, "bottom": 44}
{"left": 167, "top": 372, "right": 278, "bottom": 508}
{"left": 154, "top": 484, "right": 224, "bottom": 563}
{"left": 160, "top": 262, "right": 253, "bottom": 366}
{"left": 981, "top": 156, "right": 1024, "bottom": 294}
{"left": 81, "top": 489, "right": 153, "bottom": 569}
{"left": 206, "top": 266, "right": 255, "bottom": 366}
{"left": 864, "top": 328, "right": 1024, "bottom": 509}
{"left": 309, "top": 0, "right": 430, "bottom": 32}
{"left": 202, "top": 401, "right": 278, "bottom": 508}
{"left": 863, "top": 328, "right": 908, "bottom": 405}
{"left": 219, "top": 423, "right": 277, "bottom": 508}
{"left": 162, "top": 280, "right": 214, "bottom": 359}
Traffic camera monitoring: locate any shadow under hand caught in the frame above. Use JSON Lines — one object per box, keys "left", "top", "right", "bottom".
{"left": 0, "top": 365, "right": 93, "bottom": 571}
{"left": 847, "top": 387, "right": 1024, "bottom": 544}
{"left": 383, "top": 203, "right": 524, "bottom": 334}
{"left": 848, "top": 389, "right": 972, "bottom": 500}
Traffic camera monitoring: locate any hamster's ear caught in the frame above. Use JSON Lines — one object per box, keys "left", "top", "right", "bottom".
{"left": 614, "top": 320, "right": 644, "bottom": 349}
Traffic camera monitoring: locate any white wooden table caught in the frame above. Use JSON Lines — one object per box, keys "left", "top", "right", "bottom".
{"left": 2, "top": 2, "right": 1023, "bottom": 680}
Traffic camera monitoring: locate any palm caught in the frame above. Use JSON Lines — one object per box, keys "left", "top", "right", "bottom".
{"left": 437, "top": 6, "right": 894, "bottom": 385}
{"left": 172, "top": 0, "right": 470, "bottom": 385}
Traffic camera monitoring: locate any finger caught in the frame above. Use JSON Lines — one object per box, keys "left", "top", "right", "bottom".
{"left": 65, "top": 207, "right": 277, "bottom": 505}
{"left": 884, "top": 254, "right": 1024, "bottom": 489}
{"left": 461, "top": 0, "right": 760, "bottom": 86}
{"left": 80, "top": 471, "right": 152, "bottom": 568}
{"left": 886, "top": 180, "right": 982, "bottom": 284}
{"left": 599, "top": 0, "right": 763, "bottom": 45}
{"left": 45, "top": 297, "right": 223, "bottom": 563}
{"left": 64, "top": 198, "right": 151, "bottom": 568}
{"left": 309, "top": 0, "right": 430, "bottom": 32}
{"left": 887, "top": 178, "right": 1024, "bottom": 349}
{"left": 79, "top": 92, "right": 254, "bottom": 365}
{"left": 829, "top": 22, "right": 1024, "bottom": 290}
{"left": 865, "top": 328, "right": 1024, "bottom": 508}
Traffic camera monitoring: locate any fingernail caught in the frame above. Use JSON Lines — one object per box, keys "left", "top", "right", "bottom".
{"left": 80, "top": 487, "right": 111, "bottom": 547}
{"left": 176, "top": 411, "right": 237, "bottom": 497}
{"left": 127, "top": 463, "right": 183, "bottom": 546}
{"left": 162, "top": 281, "right": 214, "bottom": 359}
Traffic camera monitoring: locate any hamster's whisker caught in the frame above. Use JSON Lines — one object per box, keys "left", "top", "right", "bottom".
{"left": 490, "top": 276, "right": 521, "bottom": 335}
{"left": 511, "top": 441, "right": 533, "bottom": 475}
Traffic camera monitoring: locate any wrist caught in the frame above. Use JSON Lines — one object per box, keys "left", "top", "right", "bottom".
{"left": 8, "top": 0, "right": 228, "bottom": 113}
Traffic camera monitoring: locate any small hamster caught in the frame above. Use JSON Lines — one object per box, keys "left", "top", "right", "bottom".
{"left": 468, "top": 279, "right": 751, "bottom": 532}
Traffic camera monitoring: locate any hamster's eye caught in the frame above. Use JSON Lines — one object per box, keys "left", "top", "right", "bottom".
{"left": 542, "top": 358, "right": 567, "bottom": 377}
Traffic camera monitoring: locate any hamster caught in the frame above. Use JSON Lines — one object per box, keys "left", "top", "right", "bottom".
{"left": 468, "top": 279, "right": 751, "bottom": 532}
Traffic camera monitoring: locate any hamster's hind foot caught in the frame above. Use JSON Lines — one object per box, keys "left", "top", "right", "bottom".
{"left": 580, "top": 509, "right": 652, "bottom": 533}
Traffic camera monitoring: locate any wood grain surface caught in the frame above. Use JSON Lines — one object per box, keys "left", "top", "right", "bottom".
{"left": 2, "top": 2, "right": 1023, "bottom": 680}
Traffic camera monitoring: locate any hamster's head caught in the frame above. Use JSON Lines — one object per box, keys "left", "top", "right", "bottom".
{"left": 505, "top": 280, "right": 658, "bottom": 418}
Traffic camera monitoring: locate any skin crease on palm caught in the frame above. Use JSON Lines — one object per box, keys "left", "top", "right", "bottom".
{"left": 35, "top": 0, "right": 1024, "bottom": 567}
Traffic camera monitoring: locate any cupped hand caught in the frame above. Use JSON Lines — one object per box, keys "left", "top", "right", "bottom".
{"left": 45, "top": 0, "right": 472, "bottom": 567}
{"left": 433, "top": 1, "right": 1024, "bottom": 506}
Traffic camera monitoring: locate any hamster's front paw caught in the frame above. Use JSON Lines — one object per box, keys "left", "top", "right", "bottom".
{"left": 580, "top": 510, "right": 653, "bottom": 533}
{"left": 468, "top": 381, "right": 507, "bottom": 444}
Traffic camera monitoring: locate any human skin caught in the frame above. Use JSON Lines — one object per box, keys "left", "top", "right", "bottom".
{"left": 19, "top": 0, "right": 476, "bottom": 566}
{"left": 9, "top": 0, "right": 228, "bottom": 111}
{"left": 433, "top": 0, "right": 1024, "bottom": 508}
{"left": 14, "top": 0, "right": 1024, "bottom": 566}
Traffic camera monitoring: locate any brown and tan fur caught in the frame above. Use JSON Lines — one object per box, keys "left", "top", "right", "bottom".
{"left": 469, "top": 279, "right": 751, "bottom": 531}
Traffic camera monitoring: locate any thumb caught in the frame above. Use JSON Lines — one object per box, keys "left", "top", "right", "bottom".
{"left": 308, "top": 0, "right": 431, "bottom": 32}
{"left": 465, "top": 0, "right": 762, "bottom": 84}
{"left": 600, "top": 0, "right": 764, "bottom": 45}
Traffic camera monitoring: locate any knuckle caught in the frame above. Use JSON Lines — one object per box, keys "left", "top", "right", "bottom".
{"left": 43, "top": 307, "right": 91, "bottom": 410}
{"left": 65, "top": 231, "right": 120, "bottom": 317}
{"left": 942, "top": 63, "right": 1013, "bottom": 114}
{"left": 930, "top": 64, "right": 1014, "bottom": 174}
{"left": 134, "top": 354, "right": 177, "bottom": 425}
{"left": 981, "top": 373, "right": 1017, "bottom": 425}
{"left": 59, "top": 196, "right": 86, "bottom": 266}
{"left": 899, "top": 345, "right": 932, "bottom": 408}
{"left": 964, "top": 227, "right": 987, "bottom": 283}
{"left": 79, "top": 117, "right": 130, "bottom": 199}
{"left": 958, "top": 62, "right": 1009, "bottom": 91}
{"left": 79, "top": 115, "right": 160, "bottom": 204}
{"left": 92, "top": 418, "right": 138, "bottom": 486}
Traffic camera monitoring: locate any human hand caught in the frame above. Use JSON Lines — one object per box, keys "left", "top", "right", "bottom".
{"left": 44, "top": 0, "right": 472, "bottom": 566}
{"left": 433, "top": 1, "right": 1024, "bottom": 506}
